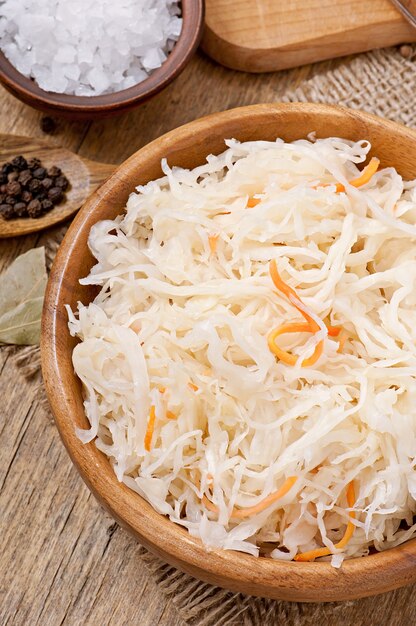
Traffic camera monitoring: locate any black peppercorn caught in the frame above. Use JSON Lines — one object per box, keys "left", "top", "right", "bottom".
{"left": 41, "top": 177, "right": 53, "bottom": 191}
{"left": 33, "top": 167, "right": 47, "bottom": 180}
{"left": 13, "top": 202, "right": 27, "bottom": 217}
{"left": 0, "top": 203, "right": 15, "bottom": 220}
{"left": 47, "top": 166, "right": 61, "bottom": 178}
{"left": 2, "top": 162, "right": 14, "bottom": 175}
{"left": 28, "top": 178, "right": 42, "bottom": 193}
{"left": 7, "top": 171, "right": 19, "bottom": 183}
{"left": 48, "top": 187, "right": 63, "bottom": 203}
{"left": 21, "top": 190, "right": 32, "bottom": 203}
{"left": 11, "top": 155, "right": 27, "bottom": 170}
{"left": 18, "top": 170, "right": 33, "bottom": 186}
{"left": 6, "top": 181, "right": 22, "bottom": 197}
{"left": 55, "top": 175, "right": 69, "bottom": 190}
{"left": 0, "top": 154, "right": 69, "bottom": 220}
{"left": 40, "top": 116, "right": 57, "bottom": 134}
{"left": 27, "top": 199, "right": 42, "bottom": 218}
{"left": 41, "top": 199, "right": 53, "bottom": 212}
{"left": 26, "top": 157, "right": 41, "bottom": 170}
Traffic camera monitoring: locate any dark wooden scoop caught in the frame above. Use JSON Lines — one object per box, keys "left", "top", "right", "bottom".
{"left": 0, "top": 134, "right": 115, "bottom": 238}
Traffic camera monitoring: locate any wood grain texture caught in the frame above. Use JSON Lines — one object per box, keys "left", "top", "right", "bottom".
{"left": 2, "top": 49, "right": 416, "bottom": 625}
{"left": 391, "top": 0, "right": 416, "bottom": 27}
{"left": 41, "top": 103, "right": 416, "bottom": 604}
{"left": 0, "top": 0, "right": 204, "bottom": 120}
{"left": 0, "top": 349, "right": 185, "bottom": 626}
{"left": 0, "top": 135, "right": 115, "bottom": 238}
{"left": 202, "top": 0, "right": 416, "bottom": 72}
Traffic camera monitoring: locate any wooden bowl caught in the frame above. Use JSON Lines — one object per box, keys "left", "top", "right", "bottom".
{"left": 0, "top": 0, "right": 204, "bottom": 120}
{"left": 41, "top": 103, "right": 416, "bottom": 602}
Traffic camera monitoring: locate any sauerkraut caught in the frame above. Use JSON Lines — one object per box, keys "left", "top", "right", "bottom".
{"left": 67, "top": 136, "right": 416, "bottom": 566}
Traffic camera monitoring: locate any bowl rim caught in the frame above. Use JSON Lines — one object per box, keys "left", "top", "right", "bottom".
{"left": 41, "top": 102, "right": 416, "bottom": 602}
{"left": 0, "top": 0, "right": 204, "bottom": 114}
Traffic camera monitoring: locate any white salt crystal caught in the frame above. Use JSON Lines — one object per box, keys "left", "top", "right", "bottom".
{"left": 39, "top": 72, "right": 68, "bottom": 94}
{"left": 142, "top": 48, "right": 164, "bottom": 72}
{"left": 168, "top": 17, "right": 183, "bottom": 39}
{"left": 121, "top": 76, "right": 137, "bottom": 90}
{"left": 78, "top": 44, "right": 94, "bottom": 65}
{"left": 0, "top": 0, "right": 183, "bottom": 96}
{"left": 87, "top": 67, "right": 110, "bottom": 94}
{"left": 63, "top": 63, "right": 80, "bottom": 81}
{"left": 75, "top": 84, "right": 95, "bottom": 97}
{"left": 55, "top": 45, "right": 76, "bottom": 64}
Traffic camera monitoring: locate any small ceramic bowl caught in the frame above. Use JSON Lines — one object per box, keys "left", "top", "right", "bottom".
{"left": 41, "top": 103, "right": 416, "bottom": 601}
{"left": 0, "top": 0, "right": 204, "bottom": 120}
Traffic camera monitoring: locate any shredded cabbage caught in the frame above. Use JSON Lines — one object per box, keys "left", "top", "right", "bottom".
{"left": 68, "top": 136, "right": 416, "bottom": 565}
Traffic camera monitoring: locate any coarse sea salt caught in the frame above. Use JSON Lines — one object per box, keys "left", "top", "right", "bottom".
{"left": 0, "top": 0, "right": 182, "bottom": 96}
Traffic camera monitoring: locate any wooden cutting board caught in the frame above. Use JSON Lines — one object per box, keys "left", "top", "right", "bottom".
{"left": 201, "top": 0, "right": 416, "bottom": 72}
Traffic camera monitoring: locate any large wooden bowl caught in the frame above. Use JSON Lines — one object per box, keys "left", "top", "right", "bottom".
{"left": 0, "top": 0, "right": 203, "bottom": 120}
{"left": 41, "top": 103, "right": 416, "bottom": 602}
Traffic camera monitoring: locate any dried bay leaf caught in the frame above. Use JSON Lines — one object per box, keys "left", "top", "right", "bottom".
{"left": 0, "top": 247, "right": 47, "bottom": 345}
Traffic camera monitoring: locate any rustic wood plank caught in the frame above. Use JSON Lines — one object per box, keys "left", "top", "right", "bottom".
{"left": 202, "top": 0, "right": 416, "bottom": 72}
{"left": 0, "top": 352, "right": 186, "bottom": 626}
{"left": 0, "top": 85, "right": 88, "bottom": 150}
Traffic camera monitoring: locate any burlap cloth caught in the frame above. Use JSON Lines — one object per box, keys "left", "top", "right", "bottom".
{"left": 29, "top": 43, "right": 416, "bottom": 625}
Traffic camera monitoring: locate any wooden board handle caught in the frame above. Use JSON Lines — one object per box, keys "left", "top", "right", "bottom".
{"left": 390, "top": 0, "right": 416, "bottom": 25}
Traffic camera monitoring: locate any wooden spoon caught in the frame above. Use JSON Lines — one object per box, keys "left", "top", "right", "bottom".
{"left": 0, "top": 134, "right": 115, "bottom": 238}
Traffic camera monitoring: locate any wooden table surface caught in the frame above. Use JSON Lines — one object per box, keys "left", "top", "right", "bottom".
{"left": 1, "top": 49, "right": 416, "bottom": 626}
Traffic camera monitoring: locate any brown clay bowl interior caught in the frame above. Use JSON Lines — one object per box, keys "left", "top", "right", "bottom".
{"left": 0, "top": 0, "right": 204, "bottom": 120}
{"left": 41, "top": 103, "right": 416, "bottom": 602}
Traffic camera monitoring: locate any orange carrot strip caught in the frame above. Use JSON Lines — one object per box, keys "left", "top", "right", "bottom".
{"left": 294, "top": 481, "right": 356, "bottom": 562}
{"left": 269, "top": 261, "right": 344, "bottom": 365}
{"left": 144, "top": 405, "right": 156, "bottom": 452}
{"left": 349, "top": 157, "right": 380, "bottom": 188}
{"left": 247, "top": 196, "right": 261, "bottom": 208}
{"left": 295, "top": 546, "right": 332, "bottom": 561}
{"left": 166, "top": 410, "right": 177, "bottom": 420}
{"left": 312, "top": 157, "right": 380, "bottom": 194}
{"left": 269, "top": 259, "right": 298, "bottom": 301}
{"left": 269, "top": 320, "right": 340, "bottom": 338}
{"left": 188, "top": 382, "right": 199, "bottom": 392}
{"left": 335, "top": 481, "right": 356, "bottom": 548}
{"left": 232, "top": 476, "right": 298, "bottom": 519}
{"left": 158, "top": 386, "right": 166, "bottom": 394}
{"left": 327, "top": 325, "right": 341, "bottom": 337}
{"left": 208, "top": 234, "right": 219, "bottom": 254}
{"left": 268, "top": 324, "right": 323, "bottom": 367}
{"left": 270, "top": 322, "right": 312, "bottom": 334}
{"left": 269, "top": 260, "right": 319, "bottom": 331}
{"left": 326, "top": 325, "right": 346, "bottom": 353}
{"left": 203, "top": 476, "right": 298, "bottom": 520}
